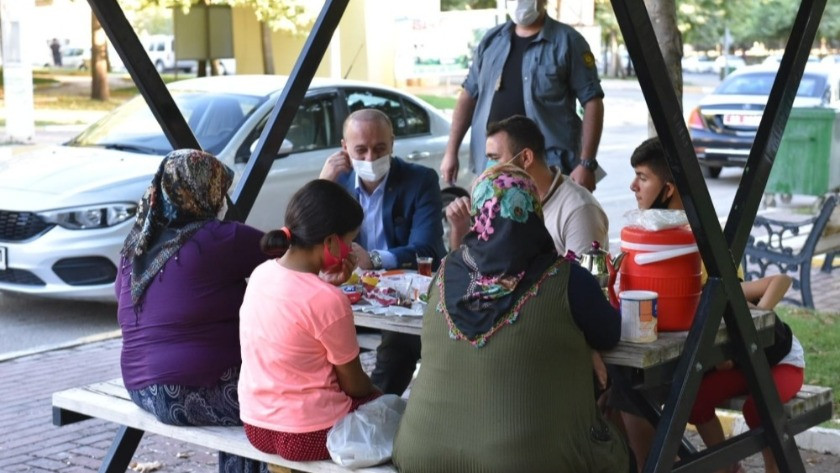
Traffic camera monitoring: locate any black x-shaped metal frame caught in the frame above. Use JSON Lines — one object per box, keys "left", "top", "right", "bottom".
{"left": 88, "top": 0, "right": 351, "bottom": 218}
{"left": 86, "top": 0, "right": 827, "bottom": 472}
{"left": 611, "top": 1, "right": 827, "bottom": 472}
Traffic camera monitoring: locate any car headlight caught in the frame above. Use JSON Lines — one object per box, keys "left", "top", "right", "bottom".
{"left": 38, "top": 203, "right": 137, "bottom": 230}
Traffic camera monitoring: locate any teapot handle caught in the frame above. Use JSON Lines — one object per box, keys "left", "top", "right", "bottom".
{"left": 607, "top": 254, "right": 620, "bottom": 309}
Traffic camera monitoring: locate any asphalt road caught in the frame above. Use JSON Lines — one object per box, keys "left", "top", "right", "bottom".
{"left": 0, "top": 293, "right": 118, "bottom": 360}
{"left": 0, "top": 73, "right": 733, "bottom": 357}
{"left": 0, "top": 124, "right": 120, "bottom": 358}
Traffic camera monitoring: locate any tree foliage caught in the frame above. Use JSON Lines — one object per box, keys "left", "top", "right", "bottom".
{"left": 594, "top": 0, "right": 619, "bottom": 38}
{"left": 120, "top": 0, "right": 319, "bottom": 35}
{"left": 676, "top": 0, "right": 727, "bottom": 50}
{"left": 677, "top": 0, "right": 840, "bottom": 51}
{"left": 441, "top": 0, "right": 496, "bottom": 11}
{"left": 599, "top": 0, "right": 840, "bottom": 53}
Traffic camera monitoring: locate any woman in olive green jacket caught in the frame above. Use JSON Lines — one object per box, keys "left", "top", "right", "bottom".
{"left": 393, "top": 164, "right": 631, "bottom": 473}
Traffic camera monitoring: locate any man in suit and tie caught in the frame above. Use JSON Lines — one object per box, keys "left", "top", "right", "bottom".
{"left": 320, "top": 108, "right": 445, "bottom": 395}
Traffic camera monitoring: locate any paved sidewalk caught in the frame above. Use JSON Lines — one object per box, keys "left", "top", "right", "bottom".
{"left": 0, "top": 339, "right": 220, "bottom": 472}
{"left": 2, "top": 335, "right": 839, "bottom": 472}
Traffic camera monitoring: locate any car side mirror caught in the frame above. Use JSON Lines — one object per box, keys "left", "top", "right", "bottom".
{"left": 249, "top": 138, "right": 294, "bottom": 158}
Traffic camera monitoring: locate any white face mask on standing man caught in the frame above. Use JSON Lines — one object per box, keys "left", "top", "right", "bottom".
{"left": 506, "top": 0, "right": 541, "bottom": 26}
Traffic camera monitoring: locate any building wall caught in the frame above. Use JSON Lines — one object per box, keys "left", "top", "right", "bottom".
{"left": 32, "top": 0, "right": 89, "bottom": 64}
{"left": 229, "top": 0, "right": 598, "bottom": 86}
{"left": 231, "top": 0, "right": 396, "bottom": 86}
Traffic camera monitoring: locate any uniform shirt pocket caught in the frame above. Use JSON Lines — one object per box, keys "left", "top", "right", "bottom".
{"left": 534, "top": 64, "right": 567, "bottom": 101}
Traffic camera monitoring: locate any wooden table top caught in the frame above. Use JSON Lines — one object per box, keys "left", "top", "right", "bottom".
{"left": 354, "top": 309, "right": 775, "bottom": 370}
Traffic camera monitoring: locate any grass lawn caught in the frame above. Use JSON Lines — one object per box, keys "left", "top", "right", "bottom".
{"left": 776, "top": 305, "right": 840, "bottom": 425}
{"left": 32, "top": 92, "right": 133, "bottom": 111}
{"left": 13, "top": 70, "right": 457, "bottom": 115}
{"left": 418, "top": 94, "right": 456, "bottom": 110}
{"left": 0, "top": 69, "right": 193, "bottom": 113}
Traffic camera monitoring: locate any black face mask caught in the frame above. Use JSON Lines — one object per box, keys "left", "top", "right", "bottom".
{"left": 650, "top": 184, "right": 672, "bottom": 210}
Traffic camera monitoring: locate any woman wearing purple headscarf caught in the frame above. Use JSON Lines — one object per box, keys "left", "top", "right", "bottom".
{"left": 116, "top": 149, "right": 268, "bottom": 473}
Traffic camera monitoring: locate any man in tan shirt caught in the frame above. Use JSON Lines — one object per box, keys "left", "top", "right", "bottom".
{"left": 446, "top": 114, "right": 611, "bottom": 395}
{"left": 446, "top": 115, "right": 608, "bottom": 257}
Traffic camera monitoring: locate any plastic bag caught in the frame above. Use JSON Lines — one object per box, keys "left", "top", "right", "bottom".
{"left": 623, "top": 209, "right": 688, "bottom": 231}
{"left": 326, "top": 394, "right": 407, "bottom": 468}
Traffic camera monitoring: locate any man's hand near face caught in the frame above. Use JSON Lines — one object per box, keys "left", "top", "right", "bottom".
{"left": 320, "top": 150, "right": 352, "bottom": 181}
{"left": 445, "top": 196, "right": 472, "bottom": 249}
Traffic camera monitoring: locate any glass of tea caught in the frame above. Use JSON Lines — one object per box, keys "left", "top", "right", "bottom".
{"left": 416, "top": 256, "right": 433, "bottom": 276}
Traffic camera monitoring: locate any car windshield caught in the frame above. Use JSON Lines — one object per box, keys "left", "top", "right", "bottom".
{"left": 715, "top": 72, "right": 826, "bottom": 98}
{"left": 68, "top": 91, "right": 264, "bottom": 155}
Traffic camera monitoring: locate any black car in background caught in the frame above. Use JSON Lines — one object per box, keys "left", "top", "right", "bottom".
{"left": 687, "top": 64, "right": 840, "bottom": 178}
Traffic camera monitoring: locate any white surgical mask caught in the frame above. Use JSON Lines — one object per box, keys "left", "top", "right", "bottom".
{"left": 507, "top": 0, "right": 540, "bottom": 26}
{"left": 352, "top": 154, "right": 391, "bottom": 182}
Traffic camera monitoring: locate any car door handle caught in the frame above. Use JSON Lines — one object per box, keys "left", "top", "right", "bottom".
{"left": 406, "top": 151, "right": 431, "bottom": 161}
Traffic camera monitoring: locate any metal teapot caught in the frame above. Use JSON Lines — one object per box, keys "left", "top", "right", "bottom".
{"left": 577, "top": 241, "right": 626, "bottom": 307}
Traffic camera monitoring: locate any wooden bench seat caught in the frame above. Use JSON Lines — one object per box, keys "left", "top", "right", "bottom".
{"left": 744, "top": 194, "right": 840, "bottom": 308}
{"left": 720, "top": 384, "right": 834, "bottom": 421}
{"left": 52, "top": 378, "right": 397, "bottom": 473}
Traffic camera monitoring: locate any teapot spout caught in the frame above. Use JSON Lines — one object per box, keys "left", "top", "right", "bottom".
{"left": 610, "top": 251, "right": 627, "bottom": 271}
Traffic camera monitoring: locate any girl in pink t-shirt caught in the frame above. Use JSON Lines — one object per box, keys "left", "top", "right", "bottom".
{"left": 238, "top": 179, "right": 380, "bottom": 461}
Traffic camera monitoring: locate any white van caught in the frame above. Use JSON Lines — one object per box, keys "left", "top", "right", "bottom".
{"left": 61, "top": 46, "right": 90, "bottom": 70}
{"left": 143, "top": 34, "right": 196, "bottom": 73}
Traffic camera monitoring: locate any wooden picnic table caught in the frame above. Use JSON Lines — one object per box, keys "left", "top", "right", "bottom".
{"left": 353, "top": 308, "right": 776, "bottom": 370}
{"left": 353, "top": 308, "right": 783, "bottom": 466}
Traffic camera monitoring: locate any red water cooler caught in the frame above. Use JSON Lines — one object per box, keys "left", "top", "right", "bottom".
{"left": 619, "top": 226, "right": 702, "bottom": 331}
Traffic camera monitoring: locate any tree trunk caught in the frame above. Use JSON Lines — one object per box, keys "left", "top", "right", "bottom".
{"left": 609, "top": 31, "right": 624, "bottom": 78}
{"left": 91, "top": 11, "right": 109, "bottom": 101}
{"left": 197, "top": 59, "right": 207, "bottom": 77}
{"left": 643, "top": 0, "right": 682, "bottom": 136}
{"left": 261, "top": 21, "right": 275, "bottom": 74}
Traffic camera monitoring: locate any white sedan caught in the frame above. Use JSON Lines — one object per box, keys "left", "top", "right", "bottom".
{"left": 0, "top": 75, "right": 472, "bottom": 301}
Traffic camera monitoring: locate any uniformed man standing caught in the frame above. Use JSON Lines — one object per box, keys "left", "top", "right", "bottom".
{"left": 440, "top": 0, "right": 605, "bottom": 192}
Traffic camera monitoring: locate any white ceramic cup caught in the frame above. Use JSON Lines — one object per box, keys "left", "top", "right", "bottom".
{"left": 619, "top": 290, "right": 658, "bottom": 343}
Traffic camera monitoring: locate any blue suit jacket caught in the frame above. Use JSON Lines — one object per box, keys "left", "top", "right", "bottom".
{"left": 337, "top": 157, "right": 446, "bottom": 270}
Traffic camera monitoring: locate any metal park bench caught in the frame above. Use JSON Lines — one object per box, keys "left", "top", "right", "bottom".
{"left": 744, "top": 194, "right": 840, "bottom": 308}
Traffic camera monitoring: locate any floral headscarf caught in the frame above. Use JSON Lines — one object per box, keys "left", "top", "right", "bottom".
{"left": 121, "top": 149, "right": 233, "bottom": 305}
{"left": 438, "top": 163, "right": 559, "bottom": 347}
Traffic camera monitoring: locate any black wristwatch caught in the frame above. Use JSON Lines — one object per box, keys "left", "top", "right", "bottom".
{"left": 369, "top": 250, "right": 383, "bottom": 270}
{"left": 580, "top": 158, "right": 599, "bottom": 171}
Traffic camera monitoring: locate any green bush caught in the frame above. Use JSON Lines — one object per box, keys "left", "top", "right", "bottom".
{"left": 777, "top": 305, "right": 840, "bottom": 421}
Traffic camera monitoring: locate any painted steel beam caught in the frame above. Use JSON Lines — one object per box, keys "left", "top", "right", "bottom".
{"left": 608, "top": 2, "right": 813, "bottom": 472}
{"left": 87, "top": 0, "right": 199, "bottom": 150}
{"left": 230, "top": 0, "right": 350, "bottom": 219}
{"left": 724, "top": 0, "right": 827, "bottom": 262}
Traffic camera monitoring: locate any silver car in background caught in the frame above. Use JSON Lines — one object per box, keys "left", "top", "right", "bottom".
{"left": 0, "top": 75, "right": 472, "bottom": 301}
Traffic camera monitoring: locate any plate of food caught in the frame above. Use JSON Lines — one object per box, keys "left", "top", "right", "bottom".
{"left": 345, "top": 269, "right": 433, "bottom": 316}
